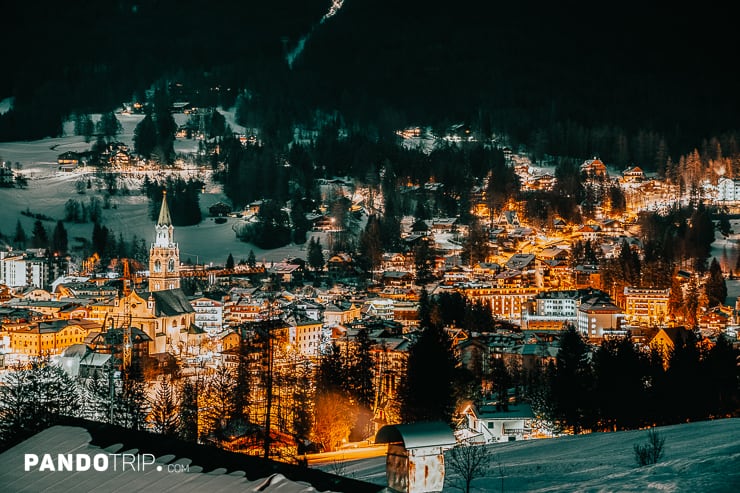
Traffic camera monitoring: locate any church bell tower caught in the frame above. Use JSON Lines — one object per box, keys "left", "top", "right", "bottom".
{"left": 149, "top": 191, "right": 181, "bottom": 292}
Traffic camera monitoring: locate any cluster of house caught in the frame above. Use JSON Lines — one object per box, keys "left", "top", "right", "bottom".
{"left": 4, "top": 152, "right": 740, "bottom": 452}
{"left": 56, "top": 142, "right": 132, "bottom": 172}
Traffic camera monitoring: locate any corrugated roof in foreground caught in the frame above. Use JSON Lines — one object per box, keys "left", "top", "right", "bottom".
{"left": 375, "top": 421, "right": 456, "bottom": 449}
{"left": 0, "top": 421, "right": 386, "bottom": 493}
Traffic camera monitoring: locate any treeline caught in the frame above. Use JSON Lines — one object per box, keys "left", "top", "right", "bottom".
{"left": 142, "top": 176, "right": 203, "bottom": 226}
{"left": 537, "top": 327, "right": 739, "bottom": 434}
{"left": 5, "top": 1, "right": 739, "bottom": 177}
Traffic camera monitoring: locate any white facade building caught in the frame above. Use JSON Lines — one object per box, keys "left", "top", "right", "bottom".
{"left": 717, "top": 177, "right": 740, "bottom": 202}
{"left": 191, "top": 296, "right": 224, "bottom": 336}
{"left": 0, "top": 252, "right": 47, "bottom": 289}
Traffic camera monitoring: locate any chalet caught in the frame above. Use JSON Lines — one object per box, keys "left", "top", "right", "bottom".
{"left": 327, "top": 253, "right": 356, "bottom": 279}
{"left": 581, "top": 157, "right": 608, "bottom": 178}
{"left": 573, "top": 224, "right": 601, "bottom": 241}
{"left": 600, "top": 218, "right": 623, "bottom": 234}
{"left": 363, "top": 298, "right": 395, "bottom": 320}
{"left": 698, "top": 306, "right": 732, "bottom": 334}
{"left": 462, "top": 402, "right": 534, "bottom": 444}
{"left": 530, "top": 173, "right": 556, "bottom": 191}
{"left": 208, "top": 201, "right": 232, "bottom": 217}
{"left": 382, "top": 252, "right": 412, "bottom": 271}
{"left": 431, "top": 217, "right": 458, "bottom": 233}
{"left": 505, "top": 253, "right": 536, "bottom": 272}
{"left": 622, "top": 166, "right": 645, "bottom": 182}
{"left": 323, "top": 301, "right": 361, "bottom": 326}
{"left": 473, "top": 262, "right": 501, "bottom": 279}
{"left": 538, "top": 247, "right": 568, "bottom": 262}
{"left": 392, "top": 301, "right": 419, "bottom": 328}
{"left": 650, "top": 326, "right": 692, "bottom": 356}
{"left": 518, "top": 340, "right": 558, "bottom": 372}
{"left": 57, "top": 151, "right": 80, "bottom": 171}
{"left": 381, "top": 270, "right": 414, "bottom": 288}
{"left": 497, "top": 210, "right": 521, "bottom": 228}
{"left": 110, "top": 149, "right": 130, "bottom": 168}
{"left": 244, "top": 200, "right": 264, "bottom": 216}
{"left": 268, "top": 262, "right": 302, "bottom": 283}
{"left": 224, "top": 296, "right": 268, "bottom": 326}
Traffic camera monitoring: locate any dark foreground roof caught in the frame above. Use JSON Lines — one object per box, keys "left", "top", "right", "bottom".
{"left": 0, "top": 418, "right": 384, "bottom": 493}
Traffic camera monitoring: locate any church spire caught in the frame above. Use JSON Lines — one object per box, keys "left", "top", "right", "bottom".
{"left": 150, "top": 190, "right": 180, "bottom": 292}
{"left": 158, "top": 190, "right": 172, "bottom": 226}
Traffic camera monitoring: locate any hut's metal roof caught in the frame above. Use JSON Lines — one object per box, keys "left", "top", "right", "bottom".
{"left": 375, "top": 421, "right": 456, "bottom": 449}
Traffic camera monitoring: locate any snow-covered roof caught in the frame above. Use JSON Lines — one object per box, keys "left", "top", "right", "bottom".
{"left": 375, "top": 421, "right": 456, "bottom": 449}
{"left": 0, "top": 425, "right": 379, "bottom": 492}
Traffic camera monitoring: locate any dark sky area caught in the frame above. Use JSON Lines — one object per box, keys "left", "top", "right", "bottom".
{"left": 2, "top": 1, "right": 737, "bottom": 145}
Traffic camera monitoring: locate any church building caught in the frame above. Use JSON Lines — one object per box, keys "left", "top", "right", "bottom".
{"left": 109, "top": 192, "right": 203, "bottom": 355}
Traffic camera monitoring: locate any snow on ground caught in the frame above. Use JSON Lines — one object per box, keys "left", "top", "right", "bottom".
{"left": 0, "top": 111, "right": 321, "bottom": 266}
{"left": 0, "top": 97, "right": 13, "bottom": 115}
{"left": 327, "top": 418, "right": 740, "bottom": 492}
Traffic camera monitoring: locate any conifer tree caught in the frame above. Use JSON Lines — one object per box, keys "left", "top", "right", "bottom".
{"left": 178, "top": 378, "right": 200, "bottom": 442}
{"left": 201, "top": 364, "right": 236, "bottom": 442}
{"left": 97, "top": 111, "right": 122, "bottom": 142}
{"left": 307, "top": 237, "right": 324, "bottom": 272}
{"left": 30, "top": 219, "right": 49, "bottom": 249}
{"left": 133, "top": 112, "right": 157, "bottom": 158}
{"left": 0, "top": 361, "right": 81, "bottom": 447}
{"left": 13, "top": 219, "right": 26, "bottom": 249}
{"left": 552, "top": 325, "right": 594, "bottom": 434}
{"left": 292, "top": 360, "right": 314, "bottom": 454}
{"left": 149, "top": 375, "right": 179, "bottom": 436}
{"left": 705, "top": 257, "right": 727, "bottom": 307}
{"left": 358, "top": 214, "right": 383, "bottom": 274}
{"left": 346, "top": 328, "right": 376, "bottom": 439}
{"left": 116, "top": 361, "right": 149, "bottom": 431}
{"left": 401, "top": 325, "right": 458, "bottom": 424}
{"left": 52, "top": 220, "right": 68, "bottom": 255}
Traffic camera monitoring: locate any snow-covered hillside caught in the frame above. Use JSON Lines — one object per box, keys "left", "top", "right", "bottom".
{"left": 327, "top": 418, "right": 740, "bottom": 492}
{"left": 0, "top": 110, "right": 319, "bottom": 266}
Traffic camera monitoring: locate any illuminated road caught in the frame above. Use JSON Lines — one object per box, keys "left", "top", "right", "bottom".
{"left": 306, "top": 445, "right": 387, "bottom": 465}
{"left": 309, "top": 446, "right": 388, "bottom": 487}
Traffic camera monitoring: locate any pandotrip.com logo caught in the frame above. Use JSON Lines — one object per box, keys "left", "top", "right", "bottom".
{"left": 24, "top": 453, "right": 190, "bottom": 473}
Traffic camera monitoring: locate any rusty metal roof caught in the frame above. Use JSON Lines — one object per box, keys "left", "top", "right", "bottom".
{"left": 375, "top": 422, "right": 456, "bottom": 449}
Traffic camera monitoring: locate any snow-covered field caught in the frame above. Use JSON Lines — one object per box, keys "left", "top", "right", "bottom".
{"left": 0, "top": 110, "right": 316, "bottom": 266}
{"left": 327, "top": 418, "right": 740, "bottom": 492}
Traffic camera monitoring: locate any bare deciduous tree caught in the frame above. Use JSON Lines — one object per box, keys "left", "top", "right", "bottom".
{"left": 446, "top": 443, "right": 490, "bottom": 493}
